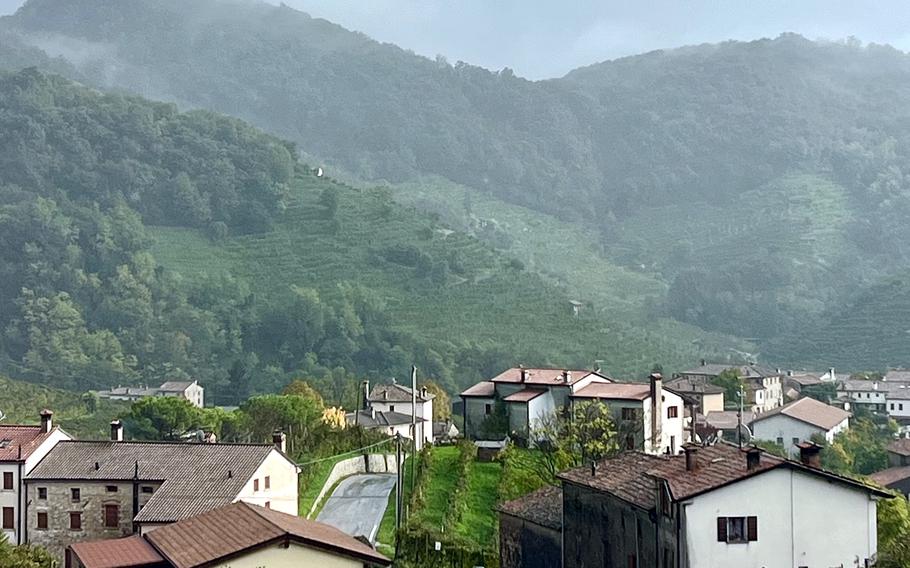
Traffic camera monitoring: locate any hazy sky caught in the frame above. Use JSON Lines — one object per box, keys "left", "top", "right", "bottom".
{"left": 2, "top": 0, "right": 910, "bottom": 79}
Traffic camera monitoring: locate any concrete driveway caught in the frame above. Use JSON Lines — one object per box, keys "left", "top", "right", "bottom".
{"left": 316, "top": 473, "right": 397, "bottom": 542}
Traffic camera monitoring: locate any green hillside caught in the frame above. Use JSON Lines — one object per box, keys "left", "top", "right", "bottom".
{"left": 0, "top": 373, "right": 127, "bottom": 438}
{"left": 150, "top": 171, "right": 737, "bottom": 387}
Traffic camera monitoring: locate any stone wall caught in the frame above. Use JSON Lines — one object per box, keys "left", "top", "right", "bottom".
{"left": 26, "top": 480, "right": 159, "bottom": 561}
{"left": 307, "top": 453, "right": 401, "bottom": 518}
{"left": 499, "top": 513, "right": 561, "bottom": 568}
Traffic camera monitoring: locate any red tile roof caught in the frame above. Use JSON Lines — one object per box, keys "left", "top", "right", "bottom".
{"left": 69, "top": 535, "right": 165, "bottom": 568}
{"left": 571, "top": 383, "right": 651, "bottom": 401}
{"left": 888, "top": 438, "right": 910, "bottom": 457}
{"left": 0, "top": 425, "right": 58, "bottom": 461}
{"left": 559, "top": 442, "right": 888, "bottom": 509}
{"left": 503, "top": 388, "right": 547, "bottom": 403}
{"left": 497, "top": 485, "right": 563, "bottom": 530}
{"left": 490, "top": 367, "right": 610, "bottom": 386}
{"left": 146, "top": 501, "right": 390, "bottom": 568}
{"left": 460, "top": 381, "right": 496, "bottom": 397}
{"left": 871, "top": 465, "right": 910, "bottom": 487}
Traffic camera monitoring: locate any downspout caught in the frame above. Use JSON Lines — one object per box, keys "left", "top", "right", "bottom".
{"left": 17, "top": 445, "right": 23, "bottom": 545}
{"left": 790, "top": 470, "right": 795, "bottom": 566}
{"left": 132, "top": 461, "right": 140, "bottom": 534}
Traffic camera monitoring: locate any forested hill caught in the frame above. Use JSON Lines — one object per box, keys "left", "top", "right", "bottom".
{"left": 0, "top": 68, "right": 726, "bottom": 404}
{"left": 6, "top": 0, "right": 910, "bottom": 367}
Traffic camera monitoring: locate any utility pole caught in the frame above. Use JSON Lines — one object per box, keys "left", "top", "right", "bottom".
{"left": 736, "top": 383, "right": 745, "bottom": 448}
{"left": 395, "top": 433, "right": 402, "bottom": 539}
{"left": 409, "top": 365, "right": 417, "bottom": 497}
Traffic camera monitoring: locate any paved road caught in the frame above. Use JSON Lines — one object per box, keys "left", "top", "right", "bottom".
{"left": 316, "top": 473, "right": 397, "bottom": 542}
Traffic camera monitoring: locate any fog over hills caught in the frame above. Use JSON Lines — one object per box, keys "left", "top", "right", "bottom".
{"left": 2, "top": 0, "right": 910, "bottom": 370}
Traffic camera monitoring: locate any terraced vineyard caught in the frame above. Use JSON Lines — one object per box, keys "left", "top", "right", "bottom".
{"left": 151, "top": 172, "right": 738, "bottom": 386}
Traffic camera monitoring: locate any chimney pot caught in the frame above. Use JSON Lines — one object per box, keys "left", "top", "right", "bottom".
{"left": 272, "top": 431, "right": 287, "bottom": 453}
{"left": 700, "top": 359, "right": 706, "bottom": 367}
{"left": 563, "top": 370, "right": 571, "bottom": 383}
{"left": 39, "top": 409, "right": 53, "bottom": 433}
{"left": 110, "top": 419, "right": 123, "bottom": 442}
{"left": 590, "top": 461, "right": 598, "bottom": 477}
{"left": 745, "top": 446, "right": 762, "bottom": 471}
{"left": 519, "top": 366, "right": 527, "bottom": 383}
{"left": 797, "top": 442, "right": 822, "bottom": 468}
{"left": 94, "top": 462, "right": 100, "bottom": 470}
{"left": 684, "top": 444, "right": 699, "bottom": 471}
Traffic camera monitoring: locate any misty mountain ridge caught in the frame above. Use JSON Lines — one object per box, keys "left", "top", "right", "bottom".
{"left": 3, "top": 0, "right": 910, "bottom": 369}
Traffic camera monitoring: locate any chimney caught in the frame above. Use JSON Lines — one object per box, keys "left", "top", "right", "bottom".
{"left": 110, "top": 419, "right": 123, "bottom": 442}
{"left": 362, "top": 380, "right": 370, "bottom": 410}
{"left": 272, "top": 431, "right": 287, "bottom": 453}
{"left": 593, "top": 363, "right": 601, "bottom": 373}
{"left": 590, "top": 461, "right": 598, "bottom": 477}
{"left": 421, "top": 386, "right": 428, "bottom": 399}
{"left": 370, "top": 407, "right": 376, "bottom": 420}
{"left": 650, "top": 373, "right": 663, "bottom": 452}
{"left": 684, "top": 444, "right": 699, "bottom": 471}
{"left": 787, "top": 370, "right": 793, "bottom": 377}
{"left": 563, "top": 370, "right": 572, "bottom": 384}
{"left": 519, "top": 366, "right": 527, "bottom": 383}
{"left": 39, "top": 409, "right": 53, "bottom": 433}
{"left": 700, "top": 359, "right": 706, "bottom": 367}
{"left": 746, "top": 446, "right": 762, "bottom": 471}
{"left": 797, "top": 442, "right": 822, "bottom": 469}
{"left": 829, "top": 367, "right": 836, "bottom": 379}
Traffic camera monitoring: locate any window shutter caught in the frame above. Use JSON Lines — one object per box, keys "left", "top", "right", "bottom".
{"left": 747, "top": 516, "right": 758, "bottom": 541}
{"left": 716, "top": 517, "right": 727, "bottom": 542}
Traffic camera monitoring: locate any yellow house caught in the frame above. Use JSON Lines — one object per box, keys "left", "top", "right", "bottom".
{"left": 67, "top": 501, "right": 391, "bottom": 568}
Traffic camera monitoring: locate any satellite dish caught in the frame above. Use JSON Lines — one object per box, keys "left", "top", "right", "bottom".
{"left": 736, "top": 423, "right": 753, "bottom": 443}
{"left": 316, "top": 167, "right": 324, "bottom": 177}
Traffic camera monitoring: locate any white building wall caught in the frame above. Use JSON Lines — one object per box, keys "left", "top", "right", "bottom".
{"left": 528, "top": 393, "right": 557, "bottom": 432}
{"left": 888, "top": 398, "right": 910, "bottom": 419}
{"left": 751, "top": 415, "right": 827, "bottom": 456}
{"left": 184, "top": 383, "right": 204, "bottom": 408}
{"left": 684, "top": 467, "right": 877, "bottom": 568}
{"left": 642, "top": 392, "right": 685, "bottom": 455}
{"left": 211, "top": 541, "right": 366, "bottom": 568}
{"left": 235, "top": 449, "right": 299, "bottom": 516}
{"left": 370, "top": 400, "right": 434, "bottom": 446}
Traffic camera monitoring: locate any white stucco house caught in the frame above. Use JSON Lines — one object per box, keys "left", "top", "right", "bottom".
{"left": 680, "top": 362, "right": 783, "bottom": 414}
{"left": 749, "top": 396, "right": 851, "bottom": 456}
{"left": 460, "top": 368, "right": 686, "bottom": 455}
{"left": 0, "top": 410, "right": 71, "bottom": 545}
{"left": 365, "top": 382, "right": 434, "bottom": 448}
{"left": 344, "top": 408, "right": 426, "bottom": 449}
{"left": 559, "top": 441, "right": 889, "bottom": 568}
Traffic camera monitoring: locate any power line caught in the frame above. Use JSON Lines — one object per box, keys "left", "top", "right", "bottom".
{"left": 295, "top": 438, "right": 393, "bottom": 467}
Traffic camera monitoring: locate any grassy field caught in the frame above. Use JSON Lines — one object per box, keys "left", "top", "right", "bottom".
{"left": 150, "top": 172, "right": 740, "bottom": 385}
{"left": 453, "top": 460, "right": 502, "bottom": 546}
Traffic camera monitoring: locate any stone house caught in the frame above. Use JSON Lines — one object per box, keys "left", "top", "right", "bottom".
{"left": 497, "top": 485, "right": 562, "bottom": 568}
{"left": 95, "top": 380, "right": 204, "bottom": 408}
{"left": 679, "top": 362, "right": 783, "bottom": 414}
{"left": 344, "top": 408, "right": 425, "bottom": 447}
{"left": 748, "top": 396, "right": 851, "bottom": 456}
{"left": 665, "top": 376, "right": 725, "bottom": 414}
{"left": 67, "top": 501, "right": 390, "bottom": 568}
{"left": 24, "top": 423, "right": 298, "bottom": 560}
{"left": 0, "top": 410, "right": 71, "bottom": 545}
{"left": 558, "top": 442, "right": 887, "bottom": 568}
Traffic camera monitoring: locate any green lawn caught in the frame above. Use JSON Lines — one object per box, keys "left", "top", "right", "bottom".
{"left": 413, "top": 446, "right": 460, "bottom": 531}
{"left": 454, "top": 460, "right": 503, "bottom": 546}
{"left": 376, "top": 454, "right": 414, "bottom": 556}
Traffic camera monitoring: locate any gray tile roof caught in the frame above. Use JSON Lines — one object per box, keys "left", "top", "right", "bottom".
{"left": 682, "top": 364, "right": 779, "bottom": 379}
{"left": 26, "top": 441, "right": 282, "bottom": 523}
{"left": 368, "top": 383, "right": 434, "bottom": 403}
{"left": 345, "top": 410, "right": 425, "bottom": 428}
{"left": 158, "top": 381, "right": 196, "bottom": 392}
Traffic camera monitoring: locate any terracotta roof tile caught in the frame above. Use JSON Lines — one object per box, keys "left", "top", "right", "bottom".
{"left": 0, "top": 424, "right": 58, "bottom": 461}
{"left": 496, "top": 485, "right": 563, "bottom": 530}
{"left": 460, "top": 381, "right": 496, "bottom": 397}
{"left": 888, "top": 438, "right": 910, "bottom": 457}
{"left": 571, "top": 382, "right": 650, "bottom": 401}
{"left": 665, "top": 376, "right": 725, "bottom": 395}
{"left": 871, "top": 465, "right": 910, "bottom": 487}
{"left": 69, "top": 536, "right": 164, "bottom": 568}
{"left": 503, "top": 388, "right": 547, "bottom": 403}
{"left": 146, "top": 501, "right": 390, "bottom": 568}
{"left": 490, "top": 367, "right": 610, "bottom": 386}
{"left": 559, "top": 452, "right": 665, "bottom": 509}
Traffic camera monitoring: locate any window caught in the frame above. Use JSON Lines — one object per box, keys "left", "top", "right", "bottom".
{"left": 389, "top": 405, "right": 395, "bottom": 412}
{"left": 2, "top": 507, "right": 12, "bottom": 529}
{"left": 717, "top": 516, "right": 757, "bottom": 543}
{"left": 38, "top": 487, "right": 47, "bottom": 500}
{"left": 104, "top": 504, "right": 119, "bottom": 528}
{"left": 776, "top": 437, "right": 783, "bottom": 446}
{"left": 69, "top": 512, "right": 82, "bottom": 530}
{"left": 901, "top": 404, "right": 905, "bottom": 411}
{"left": 621, "top": 408, "right": 638, "bottom": 421}
{"left": 892, "top": 403, "right": 896, "bottom": 410}
{"left": 2, "top": 472, "right": 12, "bottom": 490}
{"left": 264, "top": 476, "right": 270, "bottom": 490}
{"left": 667, "top": 406, "right": 678, "bottom": 418}
{"left": 71, "top": 488, "right": 81, "bottom": 502}
{"left": 106, "top": 485, "right": 118, "bottom": 493}
{"left": 141, "top": 486, "right": 154, "bottom": 494}
{"left": 36, "top": 512, "right": 48, "bottom": 530}
{"left": 484, "top": 404, "right": 492, "bottom": 416}
{"left": 253, "top": 479, "right": 259, "bottom": 492}
{"left": 792, "top": 437, "right": 800, "bottom": 446}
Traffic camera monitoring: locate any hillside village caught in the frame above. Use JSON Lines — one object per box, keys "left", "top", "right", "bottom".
{"left": 2, "top": 360, "right": 910, "bottom": 567}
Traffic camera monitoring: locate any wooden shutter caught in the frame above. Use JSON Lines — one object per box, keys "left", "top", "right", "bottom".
{"left": 2, "top": 472, "right": 12, "bottom": 490}
{"left": 104, "top": 504, "right": 119, "bottom": 528}
{"left": 747, "top": 516, "right": 758, "bottom": 541}
{"left": 37, "top": 512, "right": 48, "bottom": 529}
{"left": 716, "top": 517, "right": 727, "bottom": 542}
{"left": 69, "top": 512, "right": 81, "bottom": 530}
{"left": 2, "top": 507, "right": 13, "bottom": 529}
